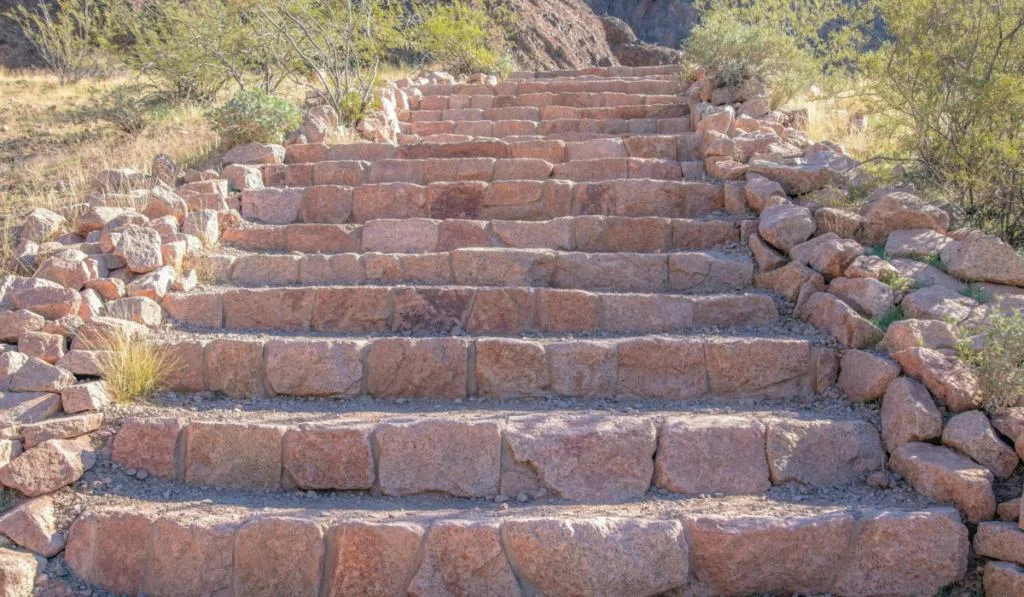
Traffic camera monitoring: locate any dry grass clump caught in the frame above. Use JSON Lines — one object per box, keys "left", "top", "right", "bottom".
{"left": 93, "top": 327, "right": 176, "bottom": 404}
{"left": 801, "top": 90, "right": 876, "bottom": 160}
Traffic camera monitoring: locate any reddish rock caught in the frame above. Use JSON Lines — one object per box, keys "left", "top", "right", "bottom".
{"left": 881, "top": 319, "right": 958, "bottom": 353}
{"left": 503, "top": 415, "right": 656, "bottom": 500}
{"left": 985, "top": 562, "right": 1024, "bottom": 597}
{"left": 942, "top": 410, "right": 1019, "bottom": 479}
{"left": 766, "top": 419, "right": 884, "bottom": 485}
{"left": 706, "top": 338, "right": 810, "bottom": 398}
{"left": 991, "top": 408, "right": 1024, "bottom": 459}
{"left": 0, "top": 495, "right": 63, "bottom": 556}
{"left": 890, "top": 442, "right": 995, "bottom": 522}
{"left": 796, "top": 292, "right": 883, "bottom": 348}
{"left": 366, "top": 338, "right": 468, "bottom": 399}
{"left": 407, "top": 521, "right": 519, "bottom": 597}
{"left": 21, "top": 208, "right": 64, "bottom": 242}
{"left": 881, "top": 377, "right": 942, "bottom": 452}
{"left": 282, "top": 425, "right": 374, "bottom": 490}
{"left": 325, "top": 521, "right": 424, "bottom": 597}
{"left": 829, "top": 277, "right": 894, "bottom": 319}
{"left": 754, "top": 261, "right": 825, "bottom": 301}
{"left": 655, "top": 415, "right": 770, "bottom": 494}
{"left": 0, "top": 391, "right": 61, "bottom": 427}
{"left": 106, "top": 296, "right": 163, "bottom": 327}
{"left": 35, "top": 252, "right": 93, "bottom": 290}
{"left": 547, "top": 340, "right": 617, "bottom": 398}
{"left": 616, "top": 337, "right": 707, "bottom": 399}
{"left": 65, "top": 510, "right": 150, "bottom": 596}
{"left": 17, "top": 331, "right": 64, "bottom": 364}
{"left": 376, "top": 419, "right": 500, "bottom": 497}
{"left": 806, "top": 236, "right": 865, "bottom": 279}
{"left": 233, "top": 517, "right": 324, "bottom": 597}
{"left": 503, "top": 518, "right": 689, "bottom": 596}
{"left": 12, "top": 281, "right": 81, "bottom": 320}
{"left": 146, "top": 513, "right": 237, "bottom": 597}
{"left": 893, "top": 347, "right": 983, "bottom": 412}
{"left": 837, "top": 349, "right": 900, "bottom": 402}
{"left": 184, "top": 422, "right": 284, "bottom": 490}
{"left": 8, "top": 357, "right": 74, "bottom": 393}
{"left": 21, "top": 413, "right": 102, "bottom": 448}
{"left": 451, "top": 248, "right": 555, "bottom": 287}
{"left": 941, "top": 234, "right": 1024, "bottom": 286}
{"left": 667, "top": 251, "right": 752, "bottom": 293}
{"left": 474, "top": 339, "right": 547, "bottom": 398}
{"left": 112, "top": 417, "right": 184, "bottom": 480}
{"left": 832, "top": 508, "right": 968, "bottom": 597}
{"left": 0, "top": 437, "right": 94, "bottom": 497}
{"left": 205, "top": 339, "right": 264, "bottom": 397}
{"left": 264, "top": 339, "right": 365, "bottom": 398}
{"left": 0, "top": 547, "right": 37, "bottom": 596}
{"left": 885, "top": 228, "right": 952, "bottom": 258}
{"left": 859, "top": 191, "right": 950, "bottom": 245}
{"left": 975, "top": 521, "right": 1024, "bottom": 566}
{"left": 115, "top": 225, "right": 163, "bottom": 273}
{"left": 901, "top": 286, "right": 977, "bottom": 323}
{"left": 0, "top": 310, "right": 44, "bottom": 344}
{"left": 758, "top": 204, "right": 815, "bottom": 251}
{"left": 998, "top": 498, "right": 1020, "bottom": 522}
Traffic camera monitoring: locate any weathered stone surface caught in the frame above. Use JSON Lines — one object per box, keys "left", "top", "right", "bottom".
{"left": 474, "top": 339, "right": 546, "bottom": 398}
{"left": 617, "top": 337, "right": 706, "bottom": 399}
{"left": 17, "top": 331, "right": 64, "bottom": 364}
{"left": 815, "top": 206, "right": 862, "bottom": 238}
{"left": 975, "top": 521, "right": 1024, "bottom": 566}
{"left": 942, "top": 410, "right": 1019, "bottom": 479}
{"left": 503, "top": 415, "right": 656, "bottom": 500}
{"left": 796, "top": 292, "right": 883, "bottom": 348}
{"left": 146, "top": 514, "right": 237, "bottom": 597}
{"left": 233, "top": 517, "right": 324, "bottom": 597}
{"left": 845, "top": 254, "right": 899, "bottom": 280}
{"left": 326, "top": 521, "right": 424, "bottom": 597}
{"left": 547, "top": 340, "right": 616, "bottom": 398}
{"left": 882, "top": 318, "right": 958, "bottom": 353}
{"left": 21, "top": 208, "right": 64, "bottom": 242}
{"left": 366, "top": 338, "right": 467, "bottom": 399}
{"left": 8, "top": 356, "right": 73, "bottom": 394}
{"left": 890, "top": 442, "right": 995, "bottom": 522}
{"left": 706, "top": 338, "right": 810, "bottom": 397}
{"left": 113, "top": 417, "right": 184, "bottom": 480}
{"left": 881, "top": 377, "right": 942, "bottom": 452}
{"left": 184, "top": 422, "right": 284, "bottom": 490}
{"left": 766, "top": 419, "right": 884, "bottom": 485}
{"left": 503, "top": 518, "right": 689, "bottom": 597}
{"left": 265, "top": 339, "right": 364, "bottom": 397}
{"left": 205, "top": 338, "right": 264, "bottom": 397}
{"left": 0, "top": 310, "right": 44, "bottom": 344}
{"left": 985, "top": 561, "right": 1024, "bottom": 597}
{"left": 754, "top": 261, "right": 825, "bottom": 301}
{"left": 376, "top": 419, "right": 500, "bottom": 497}
{"left": 748, "top": 233, "right": 788, "bottom": 272}
{"left": 829, "top": 277, "right": 894, "bottom": 320}
{"left": 901, "top": 285, "right": 977, "bottom": 323}
{"left": 66, "top": 511, "right": 150, "bottom": 595}
{"left": 115, "top": 225, "right": 163, "bottom": 273}
{"left": 686, "top": 511, "right": 853, "bottom": 596}
{"left": 837, "top": 349, "right": 900, "bottom": 402}
{"left": 223, "top": 142, "right": 285, "bottom": 165}
{"left": 758, "top": 204, "right": 815, "bottom": 251}
{"left": 893, "top": 347, "right": 983, "bottom": 412}
{"left": 12, "top": 281, "right": 81, "bottom": 320}
{"left": 282, "top": 425, "right": 374, "bottom": 490}
{"left": 408, "top": 521, "right": 518, "bottom": 597}
{"left": 832, "top": 508, "right": 968, "bottom": 597}
{"left": 35, "top": 252, "right": 92, "bottom": 290}
{"left": 21, "top": 413, "right": 101, "bottom": 448}
{"left": 885, "top": 228, "right": 952, "bottom": 258}
{"left": 655, "top": 416, "right": 770, "bottom": 494}
{"left": 0, "top": 495, "right": 63, "bottom": 556}
{"left": 991, "top": 409, "right": 1024, "bottom": 459}
{"left": 998, "top": 497, "right": 1021, "bottom": 522}
{"left": 106, "top": 296, "right": 163, "bottom": 326}
{"left": 0, "top": 547, "right": 37, "bottom": 597}
{"left": 0, "top": 391, "right": 61, "bottom": 426}
{"left": 0, "top": 437, "right": 93, "bottom": 497}
{"left": 859, "top": 192, "right": 950, "bottom": 245}
{"left": 793, "top": 234, "right": 864, "bottom": 279}
{"left": 744, "top": 173, "right": 786, "bottom": 212}
{"left": 941, "top": 234, "right": 1024, "bottom": 286}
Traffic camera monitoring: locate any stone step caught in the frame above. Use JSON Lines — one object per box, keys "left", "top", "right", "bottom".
{"left": 240, "top": 179, "right": 724, "bottom": 224}
{"left": 284, "top": 134, "right": 702, "bottom": 165}
{"left": 195, "top": 248, "right": 755, "bottom": 294}
{"left": 268, "top": 157, "right": 693, "bottom": 189}
{"left": 110, "top": 408, "right": 884, "bottom": 496}
{"left": 163, "top": 285, "right": 777, "bottom": 334}
{"left": 98, "top": 332, "right": 829, "bottom": 400}
{"left": 221, "top": 215, "right": 739, "bottom": 254}
{"left": 64, "top": 496, "right": 967, "bottom": 597}
{"left": 401, "top": 116, "right": 691, "bottom": 137}
{"left": 413, "top": 78, "right": 684, "bottom": 97}
{"left": 413, "top": 91, "right": 687, "bottom": 112}
{"left": 400, "top": 103, "right": 688, "bottom": 123}
{"left": 508, "top": 64, "right": 682, "bottom": 78}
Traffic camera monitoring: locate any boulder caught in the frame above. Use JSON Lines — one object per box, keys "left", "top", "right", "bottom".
{"left": 802, "top": 236, "right": 865, "bottom": 279}
{"left": 845, "top": 254, "right": 899, "bottom": 280}
{"left": 893, "top": 347, "right": 983, "bottom": 412}
{"left": 16, "top": 331, "right": 65, "bottom": 366}
{"left": 985, "top": 561, "right": 1024, "bottom": 597}
{"left": 35, "top": 251, "right": 93, "bottom": 290}
{"left": 942, "top": 410, "right": 1018, "bottom": 479}
{"left": 885, "top": 228, "right": 952, "bottom": 259}
{"left": 796, "top": 292, "right": 883, "bottom": 348}
{"left": 815, "top": 207, "right": 862, "bottom": 239}
{"left": 654, "top": 416, "right": 770, "bottom": 494}
{"left": 0, "top": 495, "right": 64, "bottom": 556}
{"left": 60, "top": 381, "right": 110, "bottom": 413}
{"left": 222, "top": 142, "right": 285, "bottom": 165}
{"left": 408, "top": 521, "right": 519, "bottom": 597}
{"left": 974, "top": 522, "right": 1024, "bottom": 566}
{"left": 766, "top": 418, "right": 884, "bottom": 485}
{"left": 21, "top": 413, "right": 102, "bottom": 449}
{"left": 829, "top": 277, "right": 894, "bottom": 319}
{"left": 838, "top": 349, "right": 900, "bottom": 402}
{"left": 0, "top": 437, "right": 95, "bottom": 497}
{"left": 991, "top": 408, "right": 1024, "bottom": 459}
{"left": 901, "top": 285, "right": 977, "bottom": 323}
{"left": 754, "top": 261, "right": 826, "bottom": 302}
{"left": 758, "top": 204, "right": 815, "bottom": 252}
{"left": 889, "top": 442, "right": 995, "bottom": 523}
{"left": 859, "top": 192, "right": 950, "bottom": 245}
{"left": 21, "top": 208, "right": 64, "bottom": 243}
{"left": 8, "top": 357, "right": 74, "bottom": 393}
{"left": 0, "top": 310, "right": 44, "bottom": 344}
{"left": 744, "top": 174, "right": 787, "bottom": 212}
{"left": 881, "top": 319, "right": 958, "bottom": 354}
{"left": 11, "top": 280, "right": 81, "bottom": 320}
{"left": 880, "top": 377, "right": 942, "bottom": 452}
{"left": 941, "top": 235, "right": 1024, "bottom": 286}
{"left": 0, "top": 548, "right": 37, "bottom": 597}
{"left": 114, "top": 225, "right": 163, "bottom": 274}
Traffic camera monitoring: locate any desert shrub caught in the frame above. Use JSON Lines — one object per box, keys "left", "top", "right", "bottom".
{"left": 87, "top": 84, "right": 169, "bottom": 134}
{"left": 682, "top": 11, "right": 817, "bottom": 107}
{"left": 415, "top": 1, "right": 511, "bottom": 76}
{"left": 959, "top": 307, "right": 1024, "bottom": 412}
{"left": 6, "top": 0, "right": 105, "bottom": 84}
{"left": 873, "top": 306, "right": 905, "bottom": 330}
{"left": 95, "top": 328, "right": 176, "bottom": 404}
{"left": 210, "top": 89, "right": 302, "bottom": 146}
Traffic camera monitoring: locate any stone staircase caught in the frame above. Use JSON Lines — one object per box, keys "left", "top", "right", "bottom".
{"left": 50, "top": 65, "right": 976, "bottom": 596}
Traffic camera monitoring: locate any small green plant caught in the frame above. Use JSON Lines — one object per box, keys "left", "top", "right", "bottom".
{"left": 958, "top": 306, "right": 1024, "bottom": 412}
{"left": 95, "top": 328, "right": 176, "bottom": 404}
{"left": 415, "top": 1, "right": 511, "bottom": 76}
{"left": 682, "top": 10, "right": 817, "bottom": 107}
{"left": 879, "top": 270, "right": 914, "bottom": 292}
{"left": 917, "top": 253, "right": 948, "bottom": 272}
{"left": 6, "top": 0, "right": 104, "bottom": 84}
{"left": 210, "top": 89, "right": 302, "bottom": 146}
{"left": 86, "top": 84, "right": 170, "bottom": 134}
{"left": 866, "top": 245, "right": 891, "bottom": 261}
{"left": 874, "top": 306, "right": 905, "bottom": 331}
{"left": 960, "top": 282, "right": 991, "bottom": 304}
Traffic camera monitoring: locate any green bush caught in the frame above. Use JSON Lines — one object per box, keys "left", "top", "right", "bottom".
{"left": 88, "top": 84, "right": 169, "bottom": 134}
{"left": 682, "top": 11, "right": 817, "bottom": 107}
{"left": 415, "top": 1, "right": 510, "bottom": 76}
{"left": 959, "top": 307, "right": 1024, "bottom": 412}
{"left": 6, "top": 0, "right": 105, "bottom": 84}
{"left": 210, "top": 90, "right": 302, "bottom": 146}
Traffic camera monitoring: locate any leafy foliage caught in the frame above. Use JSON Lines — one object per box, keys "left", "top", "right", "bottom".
{"left": 682, "top": 10, "right": 818, "bottom": 107}
{"left": 7, "top": 0, "right": 105, "bottom": 84}
{"left": 873, "top": 306, "right": 905, "bottom": 330}
{"left": 415, "top": 1, "right": 512, "bottom": 76}
{"left": 210, "top": 89, "right": 302, "bottom": 146}
{"left": 86, "top": 84, "right": 169, "bottom": 134}
{"left": 959, "top": 307, "right": 1024, "bottom": 412}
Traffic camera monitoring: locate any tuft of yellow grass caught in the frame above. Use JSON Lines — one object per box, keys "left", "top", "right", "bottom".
{"left": 801, "top": 91, "right": 876, "bottom": 160}
{"left": 94, "top": 327, "right": 176, "bottom": 404}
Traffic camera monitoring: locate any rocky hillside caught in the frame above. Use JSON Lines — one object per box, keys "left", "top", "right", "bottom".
{"left": 585, "top": 0, "right": 698, "bottom": 48}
